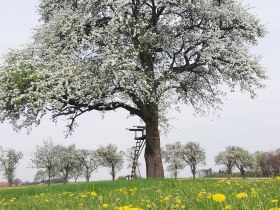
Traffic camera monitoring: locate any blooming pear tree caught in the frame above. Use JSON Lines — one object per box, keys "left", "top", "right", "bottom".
{"left": 31, "top": 139, "right": 59, "bottom": 186}
{"left": 162, "top": 142, "right": 186, "bottom": 178}
{"left": 216, "top": 146, "right": 255, "bottom": 179}
{"left": 0, "top": 0, "right": 267, "bottom": 178}
{"left": 77, "top": 149, "right": 99, "bottom": 182}
{"left": 215, "top": 146, "right": 236, "bottom": 178}
{"left": 96, "top": 144, "right": 124, "bottom": 181}
{"left": 0, "top": 147, "right": 23, "bottom": 186}
{"left": 180, "top": 142, "right": 206, "bottom": 179}
{"left": 234, "top": 146, "right": 255, "bottom": 179}
{"left": 70, "top": 162, "right": 84, "bottom": 183}
{"left": 56, "top": 144, "right": 78, "bottom": 183}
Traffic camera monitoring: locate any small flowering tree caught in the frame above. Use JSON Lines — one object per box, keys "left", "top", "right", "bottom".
{"left": 0, "top": 0, "right": 267, "bottom": 178}
{"left": 215, "top": 146, "right": 238, "bottom": 179}
{"left": 56, "top": 144, "right": 78, "bottom": 183}
{"left": 70, "top": 161, "right": 84, "bottom": 183}
{"left": 162, "top": 142, "right": 186, "bottom": 179}
{"left": 96, "top": 144, "right": 124, "bottom": 181}
{"left": 233, "top": 147, "right": 255, "bottom": 179}
{"left": 180, "top": 142, "right": 206, "bottom": 179}
{"left": 0, "top": 147, "right": 23, "bottom": 186}
{"left": 31, "top": 139, "right": 59, "bottom": 186}
{"left": 77, "top": 149, "right": 99, "bottom": 182}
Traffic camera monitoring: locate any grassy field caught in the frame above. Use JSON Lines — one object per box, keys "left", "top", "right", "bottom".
{"left": 0, "top": 178, "right": 280, "bottom": 210}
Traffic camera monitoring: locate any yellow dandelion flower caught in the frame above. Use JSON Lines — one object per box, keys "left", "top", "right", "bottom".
{"left": 175, "top": 197, "right": 181, "bottom": 204}
{"left": 44, "top": 199, "right": 50, "bottom": 203}
{"left": 236, "top": 192, "right": 248, "bottom": 199}
{"left": 103, "top": 203, "right": 109, "bottom": 208}
{"left": 268, "top": 208, "right": 280, "bottom": 210}
{"left": 78, "top": 203, "right": 83, "bottom": 206}
{"left": 10, "top": 197, "right": 16, "bottom": 202}
{"left": 224, "top": 205, "right": 231, "bottom": 210}
{"left": 90, "top": 191, "right": 97, "bottom": 196}
{"left": 212, "top": 194, "right": 226, "bottom": 202}
{"left": 272, "top": 199, "right": 279, "bottom": 204}
{"left": 118, "top": 206, "right": 130, "bottom": 210}
{"left": 147, "top": 204, "right": 153, "bottom": 208}
{"left": 207, "top": 192, "right": 213, "bottom": 199}
{"left": 163, "top": 196, "right": 170, "bottom": 201}
{"left": 251, "top": 188, "right": 257, "bottom": 196}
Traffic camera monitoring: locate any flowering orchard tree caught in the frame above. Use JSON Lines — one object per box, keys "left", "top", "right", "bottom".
{"left": 215, "top": 146, "right": 235, "bottom": 178}
{"left": 56, "top": 144, "right": 78, "bottom": 183}
{"left": 234, "top": 147, "right": 255, "bottom": 179}
{"left": 180, "top": 142, "right": 206, "bottom": 179}
{"left": 31, "top": 139, "right": 59, "bottom": 186}
{"left": 162, "top": 142, "right": 186, "bottom": 179}
{"left": 0, "top": 147, "right": 23, "bottom": 186}
{"left": 216, "top": 146, "right": 255, "bottom": 179}
{"left": 77, "top": 149, "right": 99, "bottom": 182}
{"left": 96, "top": 144, "right": 124, "bottom": 181}
{"left": 0, "top": 0, "right": 266, "bottom": 178}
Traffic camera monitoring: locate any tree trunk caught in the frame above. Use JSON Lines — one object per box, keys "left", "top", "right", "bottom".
{"left": 85, "top": 170, "right": 90, "bottom": 182}
{"left": 240, "top": 168, "right": 246, "bottom": 179}
{"left": 144, "top": 109, "right": 164, "bottom": 178}
{"left": 192, "top": 166, "right": 196, "bottom": 180}
{"left": 47, "top": 168, "right": 51, "bottom": 186}
{"left": 112, "top": 166, "right": 115, "bottom": 181}
{"left": 63, "top": 171, "right": 69, "bottom": 184}
{"left": 227, "top": 166, "right": 232, "bottom": 179}
{"left": 8, "top": 176, "right": 13, "bottom": 186}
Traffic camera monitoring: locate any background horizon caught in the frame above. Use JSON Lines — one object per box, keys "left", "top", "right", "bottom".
{"left": 0, "top": 0, "right": 279, "bottom": 182}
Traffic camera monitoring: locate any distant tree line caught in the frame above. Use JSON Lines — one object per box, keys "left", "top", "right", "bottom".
{"left": 31, "top": 139, "right": 124, "bottom": 185}
{"left": 162, "top": 143, "right": 280, "bottom": 179}
{"left": 1, "top": 140, "right": 280, "bottom": 186}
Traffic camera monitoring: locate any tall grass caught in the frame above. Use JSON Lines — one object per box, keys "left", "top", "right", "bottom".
{"left": 0, "top": 178, "right": 279, "bottom": 209}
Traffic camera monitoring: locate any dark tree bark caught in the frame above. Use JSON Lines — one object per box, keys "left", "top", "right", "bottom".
{"left": 7, "top": 173, "right": 13, "bottom": 187}
{"left": 227, "top": 166, "right": 233, "bottom": 179}
{"left": 174, "top": 165, "right": 178, "bottom": 179}
{"left": 143, "top": 104, "right": 164, "bottom": 178}
{"left": 47, "top": 167, "right": 51, "bottom": 186}
{"left": 191, "top": 165, "right": 196, "bottom": 179}
{"left": 63, "top": 170, "right": 69, "bottom": 184}
{"left": 111, "top": 165, "right": 115, "bottom": 181}
{"left": 239, "top": 168, "right": 246, "bottom": 179}
{"left": 85, "top": 168, "right": 90, "bottom": 182}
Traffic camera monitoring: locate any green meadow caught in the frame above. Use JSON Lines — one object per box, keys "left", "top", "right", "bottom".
{"left": 0, "top": 178, "right": 280, "bottom": 210}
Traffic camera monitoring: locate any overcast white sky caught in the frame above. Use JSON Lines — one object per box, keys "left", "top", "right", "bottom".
{"left": 0, "top": 0, "right": 279, "bottom": 182}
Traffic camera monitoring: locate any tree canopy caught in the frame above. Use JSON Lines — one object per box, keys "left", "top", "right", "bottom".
{"left": 0, "top": 147, "right": 23, "bottom": 186}
{"left": 0, "top": 0, "right": 267, "bottom": 178}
